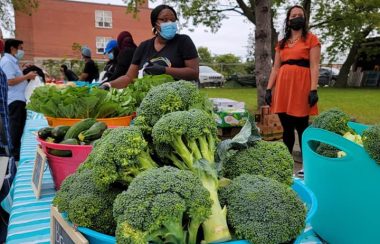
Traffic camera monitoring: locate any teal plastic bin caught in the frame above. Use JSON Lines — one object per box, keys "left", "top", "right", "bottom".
{"left": 76, "top": 179, "right": 316, "bottom": 244}
{"left": 303, "top": 121, "right": 380, "bottom": 244}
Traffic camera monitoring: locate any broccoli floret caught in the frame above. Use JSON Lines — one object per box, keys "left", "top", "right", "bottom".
{"left": 221, "top": 140, "right": 294, "bottom": 185}
{"left": 152, "top": 109, "right": 231, "bottom": 243}
{"left": 134, "top": 81, "right": 211, "bottom": 134}
{"left": 363, "top": 124, "right": 380, "bottom": 163}
{"left": 312, "top": 108, "right": 354, "bottom": 135}
{"left": 219, "top": 174, "right": 307, "bottom": 244}
{"left": 53, "top": 169, "right": 122, "bottom": 235}
{"left": 113, "top": 166, "right": 212, "bottom": 244}
{"left": 79, "top": 126, "right": 158, "bottom": 189}
{"left": 315, "top": 143, "right": 340, "bottom": 158}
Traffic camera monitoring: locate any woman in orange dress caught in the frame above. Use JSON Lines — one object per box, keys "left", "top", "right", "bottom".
{"left": 266, "top": 5, "right": 321, "bottom": 156}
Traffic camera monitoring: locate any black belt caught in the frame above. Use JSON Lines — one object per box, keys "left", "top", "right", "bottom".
{"left": 281, "top": 59, "right": 310, "bottom": 68}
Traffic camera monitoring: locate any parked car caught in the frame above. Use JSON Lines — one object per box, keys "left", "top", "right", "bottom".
{"left": 227, "top": 73, "right": 256, "bottom": 87}
{"left": 199, "top": 66, "right": 225, "bottom": 88}
{"left": 319, "top": 68, "right": 338, "bottom": 87}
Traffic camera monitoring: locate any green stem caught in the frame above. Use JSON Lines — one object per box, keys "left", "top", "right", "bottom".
{"left": 198, "top": 137, "right": 213, "bottom": 163}
{"left": 188, "top": 219, "right": 202, "bottom": 244}
{"left": 207, "top": 133, "right": 216, "bottom": 163}
{"left": 137, "top": 151, "right": 158, "bottom": 169}
{"left": 187, "top": 139, "right": 202, "bottom": 160}
{"left": 163, "top": 220, "right": 186, "bottom": 244}
{"left": 168, "top": 153, "right": 188, "bottom": 170}
{"left": 172, "top": 136, "right": 193, "bottom": 168}
{"left": 201, "top": 177, "right": 231, "bottom": 243}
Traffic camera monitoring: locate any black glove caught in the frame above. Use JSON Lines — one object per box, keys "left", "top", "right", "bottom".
{"left": 265, "top": 89, "right": 272, "bottom": 106}
{"left": 309, "top": 90, "right": 318, "bottom": 107}
{"left": 144, "top": 63, "right": 166, "bottom": 75}
{"left": 99, "top": 82, "right": 111, "bottom": 91}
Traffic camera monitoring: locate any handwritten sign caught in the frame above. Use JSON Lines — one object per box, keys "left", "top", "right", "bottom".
{"left": 50, "top": 206, "right": 88, "bottom": 244}
{"left": 31, "top": 147, "right": 47, "bottom": 199}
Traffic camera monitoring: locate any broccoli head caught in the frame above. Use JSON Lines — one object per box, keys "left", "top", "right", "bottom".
{"left": 134, "top": 81, "right": 211, "bottom": 134}
{"left": 79, "top": 126, "right": 158, "bottom": 189}
{"left": 312, "top": 108, "right": 354, "bottom": 135}
{"left": 363, "top": 124, "right": 380, "bottom": 163}
{"left": 221, "top": 140, "right": 294, "bottom": 185}
{"left": 315, "top": 143, "right": 340, "bottom": 158}
{"left": 52, "top": 169, "right": 122, "bottom": 235}
{"left": 113, "top": 166, "right": 212, "bottom": 244}
{"left": 219, "top": 174, "right": 307, "bottom": 244}
{"left": 152, "top": 109, "right": 231, "bottom": 243}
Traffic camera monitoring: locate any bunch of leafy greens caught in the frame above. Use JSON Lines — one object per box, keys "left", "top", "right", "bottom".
{"left": 26, "top": 86, "right": 134, "bottom": 118}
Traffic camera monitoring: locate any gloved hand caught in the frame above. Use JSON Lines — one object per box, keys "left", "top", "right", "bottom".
{"left": 99, "top": 82, "right": 111, "bottom": 91}
{"left": 309, "top": 90, "right": 318, "bottom": 107}
{"left": 144, "top": 62, "right": 166, "bottom": 75}
{"left": 265, "top": 89, "right": 272, "bottom": 106}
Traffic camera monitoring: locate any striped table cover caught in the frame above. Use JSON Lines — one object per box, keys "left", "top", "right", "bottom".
{"left": 2, "top": 113, "right": 324, "bottom": 244}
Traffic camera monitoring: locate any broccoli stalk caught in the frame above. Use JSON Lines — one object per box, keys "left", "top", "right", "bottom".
{"left": 152, "top": 109, "right": 232, "bottom": 243}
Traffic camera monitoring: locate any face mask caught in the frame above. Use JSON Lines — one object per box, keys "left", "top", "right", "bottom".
{"left": 289, "top": 17, "right": 305, "bottom": 30}
{"left": 108, "top": 52, "right": 114, "bottom": 60}
{"left": 15, "top": 49, "right": 25, "bottom": 60}
{"left": 159, "top": 21, "right": 178, "bottom": 40}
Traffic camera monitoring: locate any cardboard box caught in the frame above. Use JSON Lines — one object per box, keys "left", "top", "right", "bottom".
{"left": 213, "top": 110, "right": 249, "bottom": 128}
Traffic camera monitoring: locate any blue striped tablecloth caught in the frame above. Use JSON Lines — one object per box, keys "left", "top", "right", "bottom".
{"left": 1, "top": 112, "right": 324, "bottom": 244}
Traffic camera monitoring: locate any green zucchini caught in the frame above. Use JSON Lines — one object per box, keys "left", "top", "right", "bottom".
{"left": 78, "top": 122, "right": 107, "bottom": 142}
{"left": 51, "top": 125, "right": 71, "bottom": 141}
{"left": 48, "top": 138, "right": 79, "bottom": 157}
{"left": 64, "top": 118, "right": 97, "bottom": 140}
{"left": 37, "top": 127, "right": 53, "bottom": 140}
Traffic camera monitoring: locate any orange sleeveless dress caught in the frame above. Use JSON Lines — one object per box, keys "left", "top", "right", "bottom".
{"left": 271, "top": 32, "right": 320, "bottom": 117}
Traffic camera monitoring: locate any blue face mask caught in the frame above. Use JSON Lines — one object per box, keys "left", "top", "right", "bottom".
{"left": 159, "top": 21, "right": 178, "bottom": 40}
{"left": 15, "top": 49, "right": 24, "bottom": 60}
{"left": 108, "top": 52, "right": 114, "bottom": 60}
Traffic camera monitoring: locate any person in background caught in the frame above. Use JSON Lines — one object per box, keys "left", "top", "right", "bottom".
{"left": 0, "top": 39, "right": 37, "bottom": 161}
{"left": 79, "top": 46, "right": 99, "bottom": 83}
{"left": 101, "top": 39, "right": 119, "bottom": 82}
{"left": 60, "top": 64, "right": 78, "bottom": 81}
{"left": 265, "top": 5, "right": 321, "bottom": 175}
{"left": 100, "top": 4, "right": 199, "bottom": 89}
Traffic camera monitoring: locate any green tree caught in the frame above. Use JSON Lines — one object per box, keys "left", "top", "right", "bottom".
{"left": 214, "top": 53, "right": 244, "bottom": 76}
{"left": 312, "top": 0, "right": 380, "bottom": 87}
{"left": 198, "top": 46, "right": 214, "bottom": 64}
{"left": 0, "top": 0, "right": 39, "bottom": 31}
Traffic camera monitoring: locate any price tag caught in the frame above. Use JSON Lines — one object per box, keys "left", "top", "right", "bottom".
{"left": 50, "top": 206, "right": 88, "bottom": 244}
{"left": 31, "top": 147, "right": 47, "bottom": 199}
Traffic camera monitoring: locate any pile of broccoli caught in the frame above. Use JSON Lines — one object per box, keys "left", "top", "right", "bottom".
{"left": 219, "top": 174, "right": 306, "bottom": 244}
{"left": 221, "top": 140, "right": 294, "bottom": 185}
{"left": 113, "top": 166, "right": 212, "bottom": 244}
{"left": 53, "top": 80, "right": 310, "bottom": 243}
{"left": 53, "top": 169, "right": 122, "bottom": 235}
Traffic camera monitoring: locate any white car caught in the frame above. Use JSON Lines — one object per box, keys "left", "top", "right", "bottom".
{"left": 199, "top": 66, "right": 225, "bottom": 88}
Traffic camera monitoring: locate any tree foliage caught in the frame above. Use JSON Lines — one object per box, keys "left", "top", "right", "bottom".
{"left": 0, "top": 0, "right": 39, "bottom": 31}
{"left": 198, "top": 46, "right": 214, "bottom": 64}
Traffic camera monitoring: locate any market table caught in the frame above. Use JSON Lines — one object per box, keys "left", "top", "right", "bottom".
{"left": 1, "top": 113, "right": 324, "bottom": 244}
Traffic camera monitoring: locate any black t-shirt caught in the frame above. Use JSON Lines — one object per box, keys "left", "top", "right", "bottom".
{"left": 64, "top": 69, "right": 78, "bottom": 81}
{"left": 108, "top": 47, "right": 136, "bottom": 82}
{"left": 132, "top": 34, "right": 198, "bottom": 70}
{"left": 83, "top": 59, "right": 99, "bottom": 83}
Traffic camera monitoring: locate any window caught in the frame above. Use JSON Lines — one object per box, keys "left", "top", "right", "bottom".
{"left": 95, "top": 10, "right": 112, "bottom": 28}
{"left": 96, "top": 36, "right": 112, "bottom": 54}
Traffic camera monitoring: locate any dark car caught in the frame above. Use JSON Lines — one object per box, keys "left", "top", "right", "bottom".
{"left": 319, "top": 68, "right": 338, "bottom": 87}
{"left": 227, "top": 73, "right": 256, "bottom": 87}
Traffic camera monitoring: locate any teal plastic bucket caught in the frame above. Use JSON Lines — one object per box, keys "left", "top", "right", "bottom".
{"left": 77, "top": 179, "right": 316, "bottom": 244}
{"left": 303, "top": 122, "right": 380, "bottom": 244}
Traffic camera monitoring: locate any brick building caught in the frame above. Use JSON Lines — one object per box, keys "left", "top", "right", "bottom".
{"left": 15, "top": 0, "right": 152, "bottom": 63}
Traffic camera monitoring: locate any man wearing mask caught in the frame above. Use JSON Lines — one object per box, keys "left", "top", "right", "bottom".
{"left": 79, "top": 46, "right": 99, "bottom": 83}
{"left": 0, "top": 39, "right": 37, "bottom": 161}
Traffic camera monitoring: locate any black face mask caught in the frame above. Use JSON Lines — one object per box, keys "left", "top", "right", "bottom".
{"left": 289, "top": 17, "right": 305, "bottom": 30}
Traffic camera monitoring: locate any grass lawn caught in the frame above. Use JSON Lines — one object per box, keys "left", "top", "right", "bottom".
{"left": 201, "top": 87, "right": 380, "bottom": 125}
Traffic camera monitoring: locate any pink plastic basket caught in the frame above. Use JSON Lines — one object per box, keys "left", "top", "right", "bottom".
{"left": 37, "top": 137, "right": 93, "bottom": 190}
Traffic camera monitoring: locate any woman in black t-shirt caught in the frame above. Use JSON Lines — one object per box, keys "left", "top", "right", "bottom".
{"left": 102, "top": 4, "right": 199, "bottom": 89}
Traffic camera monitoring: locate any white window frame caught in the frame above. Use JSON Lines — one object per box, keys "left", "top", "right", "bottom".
{"left": 96, "top": 36, "right": 112, "bottom": 54}
{"left": 95, "top": 10, "right": 112, "bottom": 28}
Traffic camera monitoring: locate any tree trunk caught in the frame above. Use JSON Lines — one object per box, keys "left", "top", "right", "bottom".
{"left": 335, "top": 43, "right": 360, "bottom": 87}
{"left": 255, "top": 0, "right": 272, "bottom": 108}
{"left": 271, "top": 9, "right": 278, "bottom": 61}
{"left": 335, "top": 27, "right": 372, "bottom": 87}
{"left": 302, "top": 0, "right": 311, "bottom": 24}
